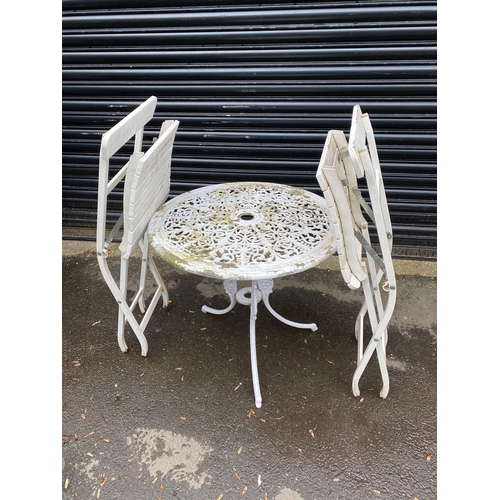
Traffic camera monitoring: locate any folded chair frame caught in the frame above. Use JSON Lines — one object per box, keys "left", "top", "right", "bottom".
{"left": 317, "top": 106, "right": 397, "bottom": 398}
{"left": 96, "top": 96, "right": 179, "bottom": 356}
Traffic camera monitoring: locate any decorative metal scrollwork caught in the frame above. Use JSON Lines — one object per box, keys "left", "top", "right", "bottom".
{"left": 149, "top": 182, "right": 334, "bottom": 279}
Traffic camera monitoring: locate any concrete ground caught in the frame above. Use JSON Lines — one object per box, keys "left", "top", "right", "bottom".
{"left": 62, "top": 241, "right": 437, "bottom": 500}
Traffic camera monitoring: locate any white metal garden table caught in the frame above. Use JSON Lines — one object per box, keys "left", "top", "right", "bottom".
{"left": 148, "top": 181, "right": 335, "bottom": 407}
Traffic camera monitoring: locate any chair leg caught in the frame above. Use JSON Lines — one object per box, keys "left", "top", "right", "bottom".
{"left": 352, "top": 336, "right": 375, "bottom": 397}
{"left": 352, "top": 334, "right": 389, "bottom": 398}
{"left": 355, "top": 302, "right": 366, "bottom": 366}
{"left": 367, "top": 259, "right": 385, "bottom": 320}
{"left": 375, "top": 338, "right": 390, "bottom": 398}
{"left": 119, "top": 256, "right": 149, "bottom": 356}
{"left": 147, "top": 255, "right": 170, "bottom": 308}
{"left": 139, "top": 234, "right": 170, "bottom": 308}
{"left": 138, "top": 245, "right": 149, "bottom": 314}
{"left": 355, "top": 301, "right": 367, "bottom": 341}
{"left": 120, "top": 304, "right": 149, "bottom": 356}
{"left": 117, "top": 308, "right": 128, "bottom": 353}
{"left": 118, "top": 257, "right": 130, "bottom": 353}
{"left": 352, "top": 277, "right": 391, "bottom": 398}
{"left": 97, "top": 252, "right": 152, "bottom": 356}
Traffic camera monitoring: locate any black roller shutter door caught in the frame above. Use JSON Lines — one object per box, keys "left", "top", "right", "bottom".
{"left": 62, "top": 0, "right": 437, "bottom": 258}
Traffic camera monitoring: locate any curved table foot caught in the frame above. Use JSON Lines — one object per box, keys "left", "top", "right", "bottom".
{"left": 202, "top": 280, "right": 237, "bottom": 315}
{"left": 258, "top": 279, "right": 318, "bottom": 331}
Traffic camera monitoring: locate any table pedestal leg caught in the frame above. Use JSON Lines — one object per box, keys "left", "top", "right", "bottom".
{"left": 249, "top": 281, "right": 262, "bottom": 408}
{"left": 201, "top": 278, "right": 318, "bottom": 408}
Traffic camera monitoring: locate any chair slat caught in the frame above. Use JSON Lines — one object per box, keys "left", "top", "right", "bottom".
{"left": 99, "top": 96, "right": 157, "bottom": 161}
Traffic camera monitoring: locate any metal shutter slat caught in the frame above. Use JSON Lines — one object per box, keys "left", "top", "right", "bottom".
{"left": 62, "top": 0, "right": 437, "bottom": 256}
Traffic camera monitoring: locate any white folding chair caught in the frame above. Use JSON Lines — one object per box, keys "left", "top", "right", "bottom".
{"left": 316, "top": 106, "right": 396, "bottom": 398}
{"left": 96, "top": 96, "right": 180, "bottom": 356}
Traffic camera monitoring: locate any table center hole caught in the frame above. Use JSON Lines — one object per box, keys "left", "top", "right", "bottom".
{"left": 233, "top": 209, "right": 263, "bottom": 225}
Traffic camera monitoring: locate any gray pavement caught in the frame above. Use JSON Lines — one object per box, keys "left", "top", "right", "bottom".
{"left": 62, "top": 241, "right": 437, "bottom": 499}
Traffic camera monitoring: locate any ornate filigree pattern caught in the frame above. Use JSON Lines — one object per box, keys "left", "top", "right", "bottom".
{"left": 149, "top": 182, "right": 334, "bottom": 280}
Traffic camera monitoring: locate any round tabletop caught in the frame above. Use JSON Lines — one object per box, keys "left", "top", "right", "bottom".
{"left": 148, "top": 182, "right": 335, "bottom": 280}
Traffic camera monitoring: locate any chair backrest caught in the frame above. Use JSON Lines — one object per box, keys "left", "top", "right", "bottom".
{"left": 347, "top": 105, "right": 396, "bottom": 290}
{"left": 316, "top": 129, "right": 368, "bottom": 289}
{"left": 96, "top": 96, "right": 179, "bottom": 258}
{"left": 99, "top": 96, "right": 157, "bottom": 163}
